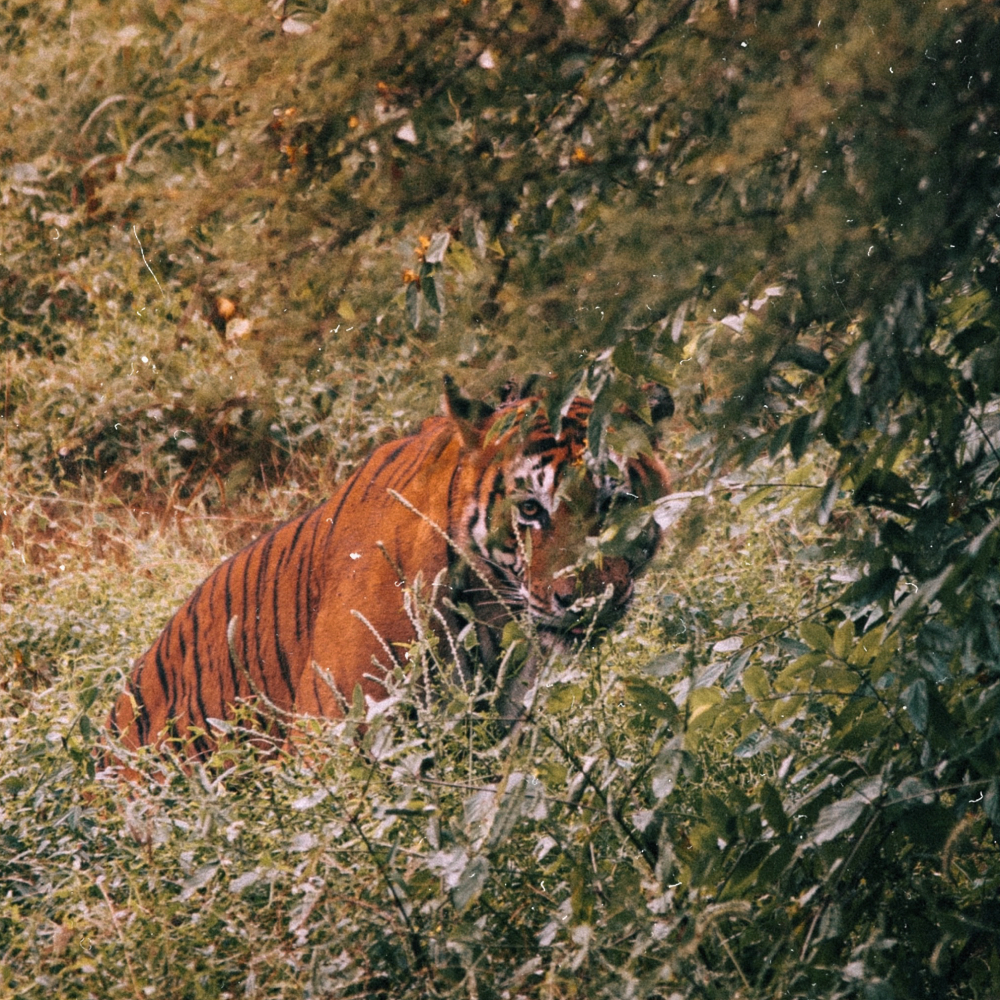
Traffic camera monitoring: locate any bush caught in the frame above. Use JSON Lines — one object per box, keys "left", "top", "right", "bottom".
{"left": 3, "top": 1, "right": 999, "bottom": 996}
{"left": 4, "top": 446, "right": 997, "bottom": 998}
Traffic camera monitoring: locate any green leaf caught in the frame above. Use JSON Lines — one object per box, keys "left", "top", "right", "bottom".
{"left": 719, "top": 841, "right": 772, "bottom": 898}
{"left": 774, "top": 652, "right": 825, "bottom": 693}
{"left": 421, "top": 272, "right": 443, "bottom": 315}
{"left": 570, "top": 861, "right": 595, "bottom": 924}
{"left": 405, "top": 280, "right": 421, "bottom": 329}
{"left": 841, "top": 567, "right": 900, "bottom": 608}
{"left": 179, "top": 863, "right": 220, "bottom": 901}
{"left": 702, "top": 792, "right": 735, "bottom": 837}
{"left": 788, "top": 412, "right": 815, "bottom": 462}
{"left": 817, "top": 475, "right": 840, "bottom": 526}
{"left": 687, "top": 686, "right": 724, "bottom": 726}
{"left": 812, "top": 666, "right": 860, "bottom": 695}
{"left": 642, "top": 651, "right": 685, "bottom": 677}
{"left": 887, "top": 562, "right": 955, "bottom": 632}
{"left": 487, "top": 775, "right": 527, "bottom": 848}
{"left": 779, "top": 343, "right": 829, "bottom": 374}
{"left": 900, "top": 678, "right": 929, "bottom": 733}
{"left": 832, "top": 619, "right": 854, "bottom": 661}
{"left": 852, "top": 469, "right": 918, "bottom": 514}
{"left": 623, "top": 678, "right": 678, "bottom": 723}
{"left": 847, "top": 624, "right": 887, "bottom": 666}
{"left": 612, "top": 339, "right": 640, "bottom": 377}
{"left": 453, "top": 854, "right": 489, "bottom": 913}
{"left": 768, "top": 419, "right": 794, "bottom": 460}
{"left": 423, "top": 230, "right": 450, "bottom": 264}
{"left": 830, "top": 703, "right": 886, "bottom": 752}
{"left": 650, "top": 754, "right": 681, "bottom": 800}
{"left": 951, "top": 321, "right": 996, "bottom": 357}
{"left": 742, "top": 664, "right": 771, "bottom": 701}
{"left": 800, "top": 622, "right": 832, "bottom": 653}
{"left": 760, "top": 782, "right": 787, "bottom": 834}
{"left": 756, "top": 842, "right": 796, "bottom": 888}
{"left": 78, "top": 685, "right": 100, "bottom": 710}
{"left": 812, "top": 793, "right": 868, "bottom": 846}
{"left": 984, "top": 777, "right": 1000, "bottom": 827}
{"left": 351, "top": 682, "right": 366, "bottom": 717}
{"left": 545, "top": 682, "right": 584, "bottom": 713}
{"left": 733, "top": 729, "right": 773, "bottom": 759}
{"left": 766, "top": 693, "right": 806, "bottom": 726}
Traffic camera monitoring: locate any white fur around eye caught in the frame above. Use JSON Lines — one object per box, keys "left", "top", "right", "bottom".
{"left": 507, "top": 456, "right": 559, "bottom": 514}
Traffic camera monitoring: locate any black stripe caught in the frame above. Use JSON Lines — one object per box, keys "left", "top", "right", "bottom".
{"left": 188, "top": 604, "right": 211, "bottom": 735}
{"left": 201, "top": 556, "right": 226, "bottom": 700}
{"left": 295, "top": 509, "right": 324, "bottom": 643}
{"left": 191, "top": 730, "right": 212, "bottom": 760}
{"left": 358, "top": 441, "right": 411, "bottom": 502}
{"left": 153, "top": 643, "right": 174, "bottom": 729}
{"left": 135, "top": 689, "right": 149, "bottom": 745}
{"left": 444, "top": 453, "right": 467, "bottom": 570}
{"left": 310, "top": 662, "right": 324, "bottom": 713}
{"left": 477, "top": 468, "right": 506, "bottom": 556}
{"left": 176, "top": 612, "right": 187, "bottom": 664}
{"left": 240, "top": 541, "right": 252, "bottom": 684}
{"left": 381, "top": 428, "right": 455, "bottom": 497}
{"left": 523, "top": 435, "right": 559, "bottom": 456}
{"left": 294, "top": 531, "right": 310, "bottom": 644}
{"left": 253, "top": 530, "right": 279, "bottom": 695}
{"left": 222, "top": 556, "right": 240, "bottom": 698}
{"left": 270, "top": 528, "right": 297, "bottom": 700}
{"left": 319, "top": 445, "right": 384, "bottom": 538}
{"left": 155, "top": 624, "right": 174, "bottom": 705}
{"left": 282, "top": 510, "right": 313, "bottom": 643}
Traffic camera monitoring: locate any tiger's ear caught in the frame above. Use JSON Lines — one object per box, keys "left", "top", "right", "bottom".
{"left": 442, "top": 374, "right": 495, "bottom": 448}
{"left": 644, "top": 382, "right": 674, "bottom": 424}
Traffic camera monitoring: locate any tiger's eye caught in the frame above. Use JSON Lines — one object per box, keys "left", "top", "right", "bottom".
{"left": 518, "top": 498, "right": 543, "bottom": 519}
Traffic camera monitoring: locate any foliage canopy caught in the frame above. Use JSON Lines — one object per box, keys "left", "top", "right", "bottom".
{"left": 2, "top": 0, "right": 999, "bottom": 998}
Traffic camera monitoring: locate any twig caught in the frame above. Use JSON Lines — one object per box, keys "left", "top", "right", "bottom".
{"left": 96, "top": 876, "right": 143, "bottom": 1000}
{"left": 716, "top": 926, "right": 752, "bottom": 992}
{"left": 132, "top": 226, "right": 164, "bottom": 297}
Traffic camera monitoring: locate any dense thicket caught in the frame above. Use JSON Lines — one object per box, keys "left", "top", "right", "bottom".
{"left": 2, "top": 1, "right": 999, "bottom": 997}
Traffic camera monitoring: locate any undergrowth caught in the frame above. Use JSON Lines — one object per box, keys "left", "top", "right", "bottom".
{"left": 6, "top": 448, "right": 996, "bottom": 999}
{"left": 0, "top": 465, "right": 823, "bottom": 1000}
{"left": 2, "top": 1, "right": 999, "bottom": 996}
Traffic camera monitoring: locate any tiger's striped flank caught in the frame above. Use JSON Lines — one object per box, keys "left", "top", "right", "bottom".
{"left": 107, "top": 378, "right": 671, "bottom": 759}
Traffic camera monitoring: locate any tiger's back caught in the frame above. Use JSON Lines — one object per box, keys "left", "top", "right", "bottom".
{"left": 109, "top": 413, "right": 467, "bottom": 753}
{"left": 108, "top": 380, "right": 671, "bottom": 758}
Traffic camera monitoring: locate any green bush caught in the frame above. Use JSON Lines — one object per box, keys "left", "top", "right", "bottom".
{"left": 3, "top": 1, "right": 999, "bottom": 997}
{"left": 4, "top": 449, "right": 997, "bottom": 998}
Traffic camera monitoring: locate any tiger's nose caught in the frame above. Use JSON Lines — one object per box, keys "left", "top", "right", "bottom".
{"left": 553, "top": 589, "right": 577, "bottom": 610}
{"left": 552, "top": 576, "right": 578, "bottom": 609}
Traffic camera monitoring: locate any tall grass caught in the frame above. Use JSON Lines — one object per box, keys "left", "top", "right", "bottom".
{"left": 2, "top": 435, "right": 867, "bottom": 999}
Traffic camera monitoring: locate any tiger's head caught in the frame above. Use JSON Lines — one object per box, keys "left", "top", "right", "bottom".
{"left": 444, "top": 376, "right": 672, "bottom": 654}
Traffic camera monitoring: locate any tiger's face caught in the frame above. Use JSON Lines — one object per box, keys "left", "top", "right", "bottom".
{"left": 456, "top": 394, "right": 669, "bottom": 646}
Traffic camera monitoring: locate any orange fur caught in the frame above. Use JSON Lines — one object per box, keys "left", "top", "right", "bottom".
{"left": 108, "top": 382, "right": 670, "bottom": 758}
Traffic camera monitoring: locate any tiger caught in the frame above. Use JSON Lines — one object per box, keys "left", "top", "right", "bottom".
{"left": 107, "top": 376, "right": 672, "bottom": 759}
